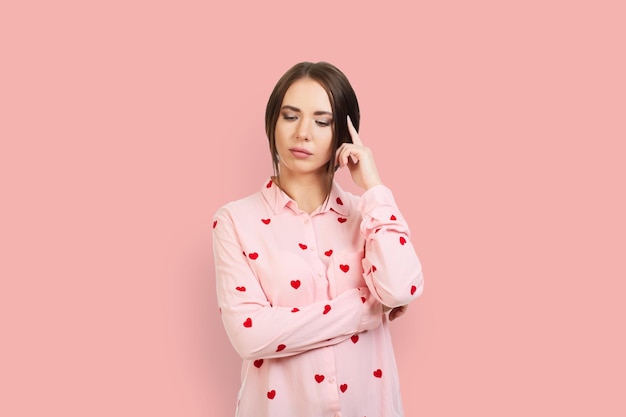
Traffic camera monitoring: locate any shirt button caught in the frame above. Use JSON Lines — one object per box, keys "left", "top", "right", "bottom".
{"left": 304, "top": 219, "right": 310, "bottom": 224}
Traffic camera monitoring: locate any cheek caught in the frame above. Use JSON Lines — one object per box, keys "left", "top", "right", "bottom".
{"left": 274, "top": 124, "right": 290, "bottom": 146}
{"left": 321, "top": 137, "right": 334, "bottom": 160}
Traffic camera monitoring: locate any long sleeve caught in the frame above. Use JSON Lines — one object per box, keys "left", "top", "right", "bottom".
{"left": 212, "top": 179, "right": 424, "bottom": 417}
{"left": 358, "top": 185, "right": 424, "bottom": 308}
{"left": 213, "top": 210, "right": 383, "bottom": 361}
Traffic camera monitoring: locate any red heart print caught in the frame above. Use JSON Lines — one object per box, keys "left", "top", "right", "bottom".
{"left": 337, "top": 217, "right": 347, "bottom": 223}
{"left": 266, "top": 180, "right": 273, "bottom": 188}
{"left": 290, "top": 280, "right": 301, "bottom": 289}
{"left": 340, "top": 264, "right": 350, "bottom": 273}
{"left": 340, "top": 384, "right": 348, "bottom": 393}
{"left": 243, "top": 318, "right": 252, "bottom": 328}
{"left": 325, "top": 249, "right": 333, "bottom": 256}
{"left": 373, "top": 369, "right": 382, "bottom": 378}
{"left": 390, "top": 214, "right": 397, "bottom": 220}
{"left": 399, "top": 236, "right": 407, "bottom": 245}
{"left": 323, "top": 305, "right": 331, "bottom": 314}
{"left": 291, "top": 307, "right": 299, "bottom": 312}
{"left": 351, "top": 334, "right": 359, "bottom": 344}
{"left": 361, "top": 297, "right": 366, "bottom": 303}
{"left": 236, "top": 286, "right": 246, "bottom": 292}
{"left": 336, "top": 197, "right": 343, "bottom": 205}
{"left": 267, "top": 390, "right": 276, "bottom": 399}
{"left": 371, "top": 265, "right": 377, "bottom": 272}
{"left": 212, "top": 220, "right": 217, "bottom": 229}
{"left": 315, "top": 374, "right": 325, "bottom": 383}
{"left": 254, "top": 359, "right": 264, "bottom": 368}
{"left": 411, "top": 285, "right": 417, "bottom": 295}
{"left": 261, "top": 218, "right": 271, "bottom": 224}
{"left": 276, "top": 344, "right": 286, "bottom": 352}
{"left": 375, "top": 228, "right": 381, "bottom": 233}
{"left": 299, "top": 243, "right": 307, "bottom": 250}
{"left": 249, "top": 252, "right": 259, "bottom": 260}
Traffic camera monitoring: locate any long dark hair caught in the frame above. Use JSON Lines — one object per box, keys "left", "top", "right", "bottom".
{"left": 265, "top": 61, "right": 360, "bottom": 202}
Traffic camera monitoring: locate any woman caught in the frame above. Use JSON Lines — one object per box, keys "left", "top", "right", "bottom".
{"left": 212, "top": 61, "right": 424, "bottom": 417}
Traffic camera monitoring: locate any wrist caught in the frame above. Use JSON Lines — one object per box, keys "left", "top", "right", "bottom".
{"left": 365, "top": 182, "right": 383, "bottom": 191}
{"left": 364, "top": 176, "right": 383, "bottom": 190}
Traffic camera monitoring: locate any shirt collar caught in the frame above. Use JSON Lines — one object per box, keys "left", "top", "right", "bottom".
{"left": 261, "top": 177, "right": 351, "bottom": 216}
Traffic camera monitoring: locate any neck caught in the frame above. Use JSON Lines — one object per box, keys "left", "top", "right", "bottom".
{"left": 275, "top": 172, "right": 330, "bottom": 214}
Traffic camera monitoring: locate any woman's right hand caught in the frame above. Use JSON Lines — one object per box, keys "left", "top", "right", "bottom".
{"left": 383, "top": 305, "right": 408, "bottom": 321}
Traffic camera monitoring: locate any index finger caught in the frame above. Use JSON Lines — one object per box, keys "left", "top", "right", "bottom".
{"left": 347, "top": 115, "right": 363, "bottom": 145}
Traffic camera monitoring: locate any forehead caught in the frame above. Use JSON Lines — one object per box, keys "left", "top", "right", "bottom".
{"left": 282, "top": 78, "right": 332, "bottom": 111}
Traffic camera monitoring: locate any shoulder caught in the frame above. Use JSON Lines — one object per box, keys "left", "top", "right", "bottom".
{"left": 214, "top": 191, "right": 264, "bottom": 222}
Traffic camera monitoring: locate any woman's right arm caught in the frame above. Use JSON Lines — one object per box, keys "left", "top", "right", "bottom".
{"left": 212, "top": 211, "right": 382, "bottom": 361}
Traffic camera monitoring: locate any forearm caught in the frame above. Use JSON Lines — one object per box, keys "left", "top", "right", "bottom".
{"left": 358, "top": 185, "right": 424, "bottom": 307}
{"left": 219, "top": 287, "right": 381, "bottom": 360}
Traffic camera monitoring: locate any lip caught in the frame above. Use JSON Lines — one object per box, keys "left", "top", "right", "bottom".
{"left": 289, "top": 147, "right": 313, "bottom": 158}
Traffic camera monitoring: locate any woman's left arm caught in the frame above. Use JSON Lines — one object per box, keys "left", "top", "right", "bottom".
{"left": 358, "top": 185, "right": 424, "bottom": 308}
{"left": 336, "top": 116, "right": 424, "bottom": 309}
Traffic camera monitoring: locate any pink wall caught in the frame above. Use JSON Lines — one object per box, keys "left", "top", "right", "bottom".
{"left": 2, "top": 1, "right": 625, "bottom": 416}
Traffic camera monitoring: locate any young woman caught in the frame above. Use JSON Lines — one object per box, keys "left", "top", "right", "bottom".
{"left": 212, "top": 61, "right": 424, "bottom": 417}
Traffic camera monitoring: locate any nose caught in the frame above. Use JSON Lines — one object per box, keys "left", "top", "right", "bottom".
{"left": 296, "top": 118, "right": 312, "bottom": 141}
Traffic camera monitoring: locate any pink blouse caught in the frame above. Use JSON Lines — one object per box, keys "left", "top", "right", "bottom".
{"left": 212, "top": 178, "right": 424, "bottom": 417}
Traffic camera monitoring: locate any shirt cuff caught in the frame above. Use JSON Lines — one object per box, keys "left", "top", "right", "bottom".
{"left": 357, "top": 185, "right": 398, "bottom": 215}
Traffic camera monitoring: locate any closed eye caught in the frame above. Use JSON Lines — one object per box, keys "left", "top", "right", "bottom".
{"left": 282, "top": 114, "right": 298, "bottom": 121}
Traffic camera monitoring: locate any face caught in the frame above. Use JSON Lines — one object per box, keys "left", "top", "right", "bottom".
{"left": 274, "top": 78, "right": 334, "bottom": 178}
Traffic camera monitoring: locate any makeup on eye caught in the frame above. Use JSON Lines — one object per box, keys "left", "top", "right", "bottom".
{"left": 280, "top": 112, "right": 333, "bottom": 127}
{"left": 280, "top": 105, "right": 333, "bottom": 125}
{"left": 281, "top": 113, "right": 298, "bottom": 121}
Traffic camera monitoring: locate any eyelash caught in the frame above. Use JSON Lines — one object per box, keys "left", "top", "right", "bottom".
{"left": 281, "top": 115, "right": 331, "bottom": 127}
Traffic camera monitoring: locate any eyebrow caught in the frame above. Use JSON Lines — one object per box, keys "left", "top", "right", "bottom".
{"left": 281, "top": 105, "right": 333, "bottom": 117}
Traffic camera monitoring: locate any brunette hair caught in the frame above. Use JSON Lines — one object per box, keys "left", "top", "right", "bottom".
{"left": 265, "top": 61, "right": 360, "bottom": 202}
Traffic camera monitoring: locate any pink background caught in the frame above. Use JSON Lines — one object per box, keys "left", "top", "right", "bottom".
{"left": 2, "top": 0, "right": 625, "bottom": 415}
